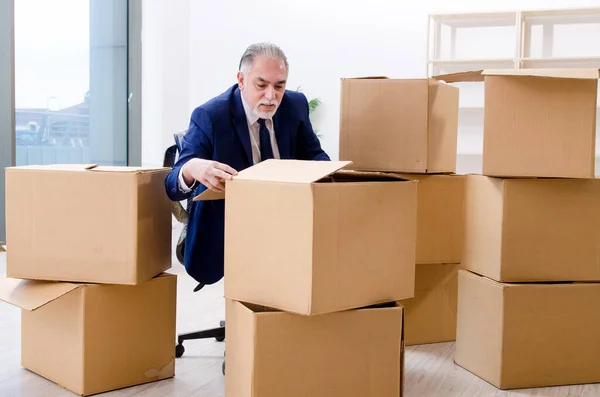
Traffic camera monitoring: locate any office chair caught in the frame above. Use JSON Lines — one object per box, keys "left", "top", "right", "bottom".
{"left": 163, "top": 131, "right": 226, "bottom": 375}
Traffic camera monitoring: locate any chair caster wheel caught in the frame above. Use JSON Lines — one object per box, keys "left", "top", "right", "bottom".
{"left": 175, "top": 344, "right": 185, "bottom": 358}
{"left": 216, "top": 320, "right": 226, "bottom": 342}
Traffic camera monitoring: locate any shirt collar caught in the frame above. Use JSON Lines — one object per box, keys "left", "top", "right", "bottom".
{"left": 240, "top": 90, "right": 260, "bottom": 126}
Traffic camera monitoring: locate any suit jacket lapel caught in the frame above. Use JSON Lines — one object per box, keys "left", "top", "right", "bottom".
{"left": 232, "top": 87, "right": 253, "bottom": 165}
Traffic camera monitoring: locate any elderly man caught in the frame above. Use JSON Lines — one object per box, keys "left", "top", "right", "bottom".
{"left": 165, "top": 42, "right": 330, "bottom": 285}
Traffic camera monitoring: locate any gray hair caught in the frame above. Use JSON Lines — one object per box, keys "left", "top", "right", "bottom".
{"left": 239, "top": 42, "right": 289, "bottom": 75}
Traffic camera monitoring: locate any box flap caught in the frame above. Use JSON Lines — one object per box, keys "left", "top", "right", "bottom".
{"left": 481, "top": 68, "right": 600, "bottom": 79}
{"left": 194, "top": 159, "right": 353, "bottom": 201}
{"left": 193, "top": 188, "right": 224, "bottom": 201}
{"left": 434, "top": 69, "right": 600, "bottom": 83}
{"left": 341, "top": 76, "right": 389, "bottom": 80}
{"left": 235, "top": 159, "right": 352, "bottom": 183}
{"left": 326, "top": 169, "right": 415, "bottom": 182}
{"left": 155, "top": 272, "right": 177, "bottom": 278}
{"left": 432, "top": 70, "right": 484, "bottom": 83}
{"left": 0, "top": 277, "right": 81, "bottom": 311}
{"left": 8, "top": 164, "right": 98, "bottom": 171}
{"left": 88, "top": 166, "right": 169, "bottom": 173}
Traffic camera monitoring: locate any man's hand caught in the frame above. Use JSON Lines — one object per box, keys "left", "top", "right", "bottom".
{"left": 182, "top": 158, "right": 238, "bottom": 192}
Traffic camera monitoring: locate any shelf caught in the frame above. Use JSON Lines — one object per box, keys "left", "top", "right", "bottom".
{"left": 521, "top": 7, "right": 600, "bottom": 18}
{"left": 429, "top": 58, "right": 515, "bottom": 65}
{"left": 429, "top": 7, "right": 600, "bottom": 21}
{"left": 521, "top": 56, "right": 600, "bottom": 67}
{"left": 427, "top": 6, "right": 600, "bottom": 77}
{"left": 430, "top": 58, "right": 516, "bottom": 76}
{"left": 429, "top": 11, "right": 516, "bottom": 21}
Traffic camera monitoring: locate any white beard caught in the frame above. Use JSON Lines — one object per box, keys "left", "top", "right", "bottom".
{"left": 252, "top": 99, "right": 278, "bottom": 119}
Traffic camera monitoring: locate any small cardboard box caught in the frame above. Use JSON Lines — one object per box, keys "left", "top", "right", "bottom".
{"left": 5, "top": 164, "right": 172, "bottom": 284}
{"left": 225, "top": 299, "right": 404, "bottom": 397}
{"left": 434, "top": 68, "right": 599, "bottom": 178}
{"left": 397, "top": 173, "right": 465, "bottom": 264}
{"left": 464, "top": 174, "right": 600, "bottom": 282}
{"left": 196, "top": 159, "right": 418, "bottom": 316}
{"left": 339, "top": 77, "right": 459, "bottom": 173}
{"left": 399, "top": 263, "right": 459, "bottom": 346}
{"left": 0, "top": 273, "right": 177, "bottom": 396}
{"left": 456, "top": 269, "right": 600, "bottom": 390}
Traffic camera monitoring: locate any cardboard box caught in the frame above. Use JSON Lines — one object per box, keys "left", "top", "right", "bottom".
{"left": 398, "top": 174, "right": 465, "bottom": 264}
{"left": 196, "top": 159, "right": 418, "bottom": 315}
{"left": 456, "top": 269, "right": 600, "bottom": 389}
{"left": 5, "top": 164, "right": 172, "bottom": 284}
{"left": 0, "top": 273, "right": 177, "bottom": 396}
{"left": 464, "top": 174, "right": 600, "bottom": 282}
{"left": 399, "top": 263, "right": 459, "bottom": 346}
{"left": 225, "top": 299, "right": 404, "bottom": 397}
{"left": 339, "top": 77, "right": 459, "bottom": 173}
{"left": 434, "top": 68, "right": 599, "bottom": 178}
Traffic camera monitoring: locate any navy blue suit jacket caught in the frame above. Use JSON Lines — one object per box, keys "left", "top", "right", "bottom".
{"left": 165, "top": 84, "right": 330, "bottom": 284}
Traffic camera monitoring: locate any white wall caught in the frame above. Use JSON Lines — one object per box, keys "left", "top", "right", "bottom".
{"left": 141, "top": 0, "right": 190, "bottom": 167}
{"left": 142, "top": 0, "right": 600, "bottom": 170}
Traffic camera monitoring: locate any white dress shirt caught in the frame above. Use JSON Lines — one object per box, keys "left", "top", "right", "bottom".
{"left": 178, "top": 91, "right": 280, "bottom": 192}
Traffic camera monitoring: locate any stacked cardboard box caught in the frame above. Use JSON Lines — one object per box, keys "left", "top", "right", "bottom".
{"left": 434, "top": 68, "right": 600, "bottom": 389}
{"left": 339, "top": 77, "right": 465, "bottom": 346}
{"left": 195, "top": 159, "right": 416, "bottom": 397}
{"left": 0, "top": 164, "right": 176, "bottom": 396}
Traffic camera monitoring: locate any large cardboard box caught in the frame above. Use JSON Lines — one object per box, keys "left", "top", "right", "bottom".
{"left": 196, "top": 159, "right": 418, "bottom": 315}
{"left": 5, "top": 164, "right": 172, "bottom": 284}
{"left": 464, "top": 174, "right": 600, "bottom": 282}
{"left": 339, "top": 77, "right": 459, "bottom": 173}
{"left": 434, "top": 68, "right": 599, "bottom": 178}
{"left": 456, "top": 269, "right": 600, "bottom": 389}
{"left": 399, "top": 263, "right": 459, "bottom": 346}
{"left": 225, "top": 299, "right": 404, "bottom": 397}
{"left": 0, "top": 273, "right": 177, "bottom": 396}
{"left": 398, "top": 174, "right": 465, "bottom": 264}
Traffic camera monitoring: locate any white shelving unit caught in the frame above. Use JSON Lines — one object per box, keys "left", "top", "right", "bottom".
{"left": 426, "top": 7, "right": 600, "bottom": 173}
{"left": 427, "top": 7, "right": 600, "bottom": 77}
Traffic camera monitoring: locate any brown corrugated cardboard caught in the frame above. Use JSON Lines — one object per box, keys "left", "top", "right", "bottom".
{"left": 456, "top": 269, "right": 600, "bottom": 389}
{"left": 434, "top": 69, "right": 599, "bottom": 178}
{"left": 197, "top": 159, "right": 418, "bottom": 315}
{"left": 0, "top": 273, "right": 177, "bottom": 396}
{"left": 397, "top": 174, "right": 465, "bottom": 264}
{"left": 338, "top": 77, "right": 459, "bottom": 173}
{"left": 5, "top": 164, "right": 172, "bottom": 284}
{"left": 464, "top": 174, "right": 600, "bottom": 282}
{"left": 225, "top": 299, "right": 404, "bottom": 397}
{"left": 399, "top": 263, "right": 459, "bottom": 346}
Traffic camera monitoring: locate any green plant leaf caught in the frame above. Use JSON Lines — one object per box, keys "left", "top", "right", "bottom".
{"left": 308, "top": 98, "right": 321, "bottom": 114}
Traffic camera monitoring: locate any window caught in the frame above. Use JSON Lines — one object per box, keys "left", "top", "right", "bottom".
{"left": 0, "top": 0, "right": 141, "bottom": 243}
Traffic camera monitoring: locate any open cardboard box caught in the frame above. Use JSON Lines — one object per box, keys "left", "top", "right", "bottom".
{"left": 225, "top": 298, "right": 405, "bottom": 397}
{"left": 0, "top": 273, "right": 177, "bottom": 396}
{"left": 433, "top": 68, "right": 600, "bottom": 178}
{"left": 5, "top": 164, "right": 172, "bottom": 284}
{"left": 195, "top": 159, "right": 418, "bottom": 315}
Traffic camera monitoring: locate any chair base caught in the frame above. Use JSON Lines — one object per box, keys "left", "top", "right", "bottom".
{"left": 175, "top": 320, "right": 225, "bottom": 358}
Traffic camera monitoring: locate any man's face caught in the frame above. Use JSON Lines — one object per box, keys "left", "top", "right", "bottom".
{"left": 238, "top": 55, "right": 287, "bottom": 119}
